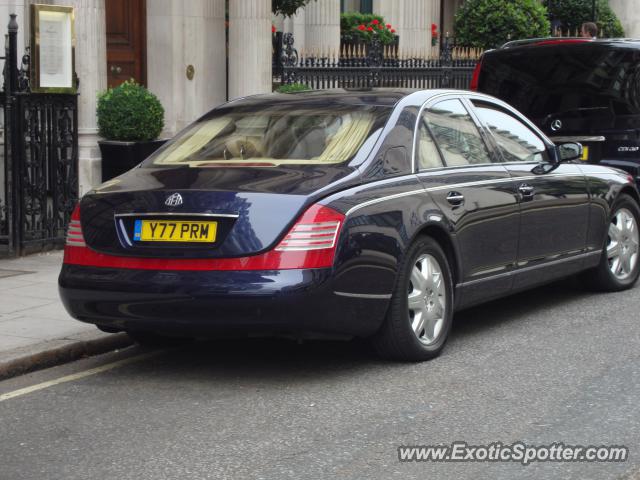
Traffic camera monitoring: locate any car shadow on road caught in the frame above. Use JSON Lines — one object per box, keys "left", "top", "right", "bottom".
{"left": 127, "top": 277, "right": 610, "bottom": 379}
{"left": 450, "top": 277, "right": 595, "bottom": 340}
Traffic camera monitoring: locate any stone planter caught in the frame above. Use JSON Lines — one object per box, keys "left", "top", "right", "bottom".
{"left": 99, "top": 139, "right": 167, "bottom": 182}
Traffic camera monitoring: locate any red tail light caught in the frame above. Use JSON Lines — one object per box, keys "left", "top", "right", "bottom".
{"left": 65, "top": 204, "right": 86, "bottom": 247}
{"left": 469, "top": 55, "right": 483, "bottom": 91}
{"left": 276, "top": 204, "right": 342, "bottom": 251}
{"left": 63, "top": 203, "right": 345, "bottom": 271}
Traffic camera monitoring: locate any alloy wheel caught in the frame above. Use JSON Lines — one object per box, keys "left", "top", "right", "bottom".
{"left": 607, "top": 207, "right": 640, "bottom": 280}
{"left": 407, "top": 254, "right": 446, "bottom": 345}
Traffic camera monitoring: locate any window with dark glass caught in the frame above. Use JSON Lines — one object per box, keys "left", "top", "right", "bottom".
{"left": 472, "top": 101, "right": 549, "bottom": 163}
{"left": 423, "top": 99, "right": 492, "bottom": 166}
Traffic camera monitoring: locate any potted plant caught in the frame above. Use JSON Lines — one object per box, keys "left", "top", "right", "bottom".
{"left": 97, "top": 80, "right": 165, "bottom": 181}
{"left": 340, "top": 12, "right": 398, "bottom": 53}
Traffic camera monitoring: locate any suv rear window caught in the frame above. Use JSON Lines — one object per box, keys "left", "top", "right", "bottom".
{"left": 147, "top": 105, "right": 390, "bottom": 167}
{"left": 479, "top": 45, "right": 640, "bottom": 120}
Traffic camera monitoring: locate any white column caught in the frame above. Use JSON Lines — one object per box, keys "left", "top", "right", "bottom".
{"left": 35, "top": 0, "right": 107, "bottom": 194}
{"left": 610, "top": 0, "right": 640, "bottom": 37}
{"left": 399, "top": 0, "right": 428, "bottom": 55}
{"left": 342, "top": 0, "right": 358, "bottom": 12}
{"left": 428, "top": 0, "right": 441, "bottom": 57}
{"left": 304, "top": 0, "right": 340, "bottom": 54}
{"left": 373, "top": 0, "right": 402, "bottom": 31}
{"left": 148, "top": 0, "right": 226, "bottom": 134}
{"left": 228, "top": 0, "right": 271, "bottom": 99}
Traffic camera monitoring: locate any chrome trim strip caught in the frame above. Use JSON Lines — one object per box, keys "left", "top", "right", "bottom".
{"left": 457, "top": 250, "right": 601, "bottom": 288}
{"left": 114, "top": 212, "right": 240, "bottom": 219}
{"left": 550, "top": 136, "right": 606, "bottom": 143}
{"left": 345, "top": 189, "right": 426, "bottom": 216}
{"left": 345, "top": 173, "right": 585, "bottom": 216}
{"left": 334, "top": 291, "right": 392, "bottom": 299}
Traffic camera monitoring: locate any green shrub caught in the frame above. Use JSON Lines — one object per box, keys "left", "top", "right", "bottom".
{"left": 272, "top": 0, "right": 315, "bottom": 17}
{"left": 97, "top": 80, "right": 164, "bottom": 142}
{"left": 276, "top": 83, "right": 311, "bottom": 93}
{"left": 454, "top": 0, "right": 551, "bottom": 49}
{"left": 340, "top": 12, "right": 397, "bottom": 45}
{"left": 543, "top": 0, "right": 624, "bottom": 37}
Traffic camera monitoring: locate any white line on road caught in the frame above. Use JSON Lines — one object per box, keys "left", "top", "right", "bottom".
{"left": 0, "top": 351, "right": 162, "bottom": 402}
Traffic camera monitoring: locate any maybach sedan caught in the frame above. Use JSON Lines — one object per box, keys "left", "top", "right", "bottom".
{"left": 59, "top": 89, "right": 640, "bottom": 361}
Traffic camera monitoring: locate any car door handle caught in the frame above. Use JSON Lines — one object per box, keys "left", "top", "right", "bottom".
{"left": 446, "top": 192, "right": 465, "bottom": 205}
{"left": 518, "top": 184, "right": 535, "bottom": 197}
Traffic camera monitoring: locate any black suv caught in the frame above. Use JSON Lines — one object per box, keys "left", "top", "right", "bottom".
{"left": 473, "top": 38, "right": 640, "bottom": 181}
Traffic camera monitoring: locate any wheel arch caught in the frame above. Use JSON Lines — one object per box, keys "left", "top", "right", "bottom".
{"left": 412, "top": 223, "right": 460, "bottom": 287}
{"left": 619, "top": 185, "right": 640, "bottom": 206}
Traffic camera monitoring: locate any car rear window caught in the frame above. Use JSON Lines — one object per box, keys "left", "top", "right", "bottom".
{"left": 478, "top": 45, "right": 640, "bottom": 119}
{"left": 147, "top": 105, "right": 391, "bottom": 167}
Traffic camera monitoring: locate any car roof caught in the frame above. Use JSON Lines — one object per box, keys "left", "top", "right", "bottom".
{"left": 226, "top": 88, "right": 435, "bottom": 108}
{"left": 494, "top": 37, "right": 640, "bottom": 52}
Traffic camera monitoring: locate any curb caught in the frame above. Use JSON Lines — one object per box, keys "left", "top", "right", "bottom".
{"left": 0, "top": 332, "right": 134, "bottom": 381}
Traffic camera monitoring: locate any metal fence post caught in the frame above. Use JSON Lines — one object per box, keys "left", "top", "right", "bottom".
{"left": 6, "top": 14, "right": 20, "bottom": 255}
{"left": 280, "top": 33, "right": 299, "bottom": 85}
{"left": 440, "top": 34, "right": 453, "bottom": 88}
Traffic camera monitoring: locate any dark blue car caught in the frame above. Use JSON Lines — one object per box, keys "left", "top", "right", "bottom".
{"left": 59, "top": 89, "right": 640, "bottom": 361}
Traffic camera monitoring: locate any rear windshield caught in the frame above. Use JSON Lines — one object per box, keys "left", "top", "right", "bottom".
{"left": 147, "top": 104, "right": 391, "bottom": 167}
{"left": 479, "top": 45, "right": 640, "bottom": 119}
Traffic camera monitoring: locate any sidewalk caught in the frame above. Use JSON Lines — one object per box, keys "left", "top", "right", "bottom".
{"left": 0, "top": 251, "right": 131, "bottom": 378}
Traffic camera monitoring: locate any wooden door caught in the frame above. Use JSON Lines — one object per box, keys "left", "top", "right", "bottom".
{"left": 106, "top": 0, "right": 147, "bottom": 87}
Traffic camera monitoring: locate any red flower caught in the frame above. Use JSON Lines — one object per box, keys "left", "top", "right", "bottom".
{"left": 431, "top": 23, "right": 438, "bottom": 30}
{"left": 386, "top": 24, "right": 392, "bottom": 29}
{"left": 358, "top": 24, "right": 366, "bottom": 31}
{"left": 378, "top": 24, "right": 384, "bottom": 30}
{"left": 372, "top": 19, "right": 379, "bottom": 25}
{"left": 272, "top": 25, "right": 276, "bottom": 33}
{"left": 367, "top": 26, "right": 374, "bottom": 32}
{"left": 391, "top": 28, "right": 396, "bottom": 33}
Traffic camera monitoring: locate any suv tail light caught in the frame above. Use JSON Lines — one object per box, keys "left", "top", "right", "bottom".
{"left": 63, "top": 203, "right": 345, "bottom": 271}
{"left": 469, "top": 55, "right": 483, "bottom": 91}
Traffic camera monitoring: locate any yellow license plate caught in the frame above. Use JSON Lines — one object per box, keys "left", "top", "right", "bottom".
{"left": 134, "top": 220, "right": 217, "bottom": 242}
{"left": 580, "top": 146, "right": 589, "bottom": 161}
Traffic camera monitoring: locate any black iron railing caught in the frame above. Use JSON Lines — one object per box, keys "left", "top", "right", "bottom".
{"left": 275, "top": 34, "right": 480, "bottom": 90}
{"left": 0, "top": 14, "right": 79, "bottom": 257}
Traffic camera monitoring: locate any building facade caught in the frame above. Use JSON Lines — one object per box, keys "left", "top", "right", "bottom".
{"left": 0, "top": 0, "right": 635, "bottom": 195}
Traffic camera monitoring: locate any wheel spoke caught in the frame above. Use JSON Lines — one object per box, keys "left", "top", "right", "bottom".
{"left": 412, "top": 310, "right": 426, "bottom": 337}
{"left": 608, "top": 241, "right": 621, "bottom": 260}
{"left": 622, "top": 251, "right": 633, "bottom": 275}
{"left": 410, "top": 266, "right": 426, "bottom": 293}
{"left": 609, "top": 222, "right": 622, "bottom": 242}
{"left": 408, "top": 291, "right": 423, "bottom": 312}
{"left": 420, "top": 258, "right": 432, "bottom": 287}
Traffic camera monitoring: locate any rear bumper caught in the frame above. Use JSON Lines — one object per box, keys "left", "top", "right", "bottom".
{"left": 58, "top": 265, "right": 388, "bottom": 338}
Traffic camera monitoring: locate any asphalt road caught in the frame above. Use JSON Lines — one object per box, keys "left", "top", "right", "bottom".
{"left": 1, "top": 279, "right": 640, "bottom": 480}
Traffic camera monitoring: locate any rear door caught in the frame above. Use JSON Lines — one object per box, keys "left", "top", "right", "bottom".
{"left": 470, "top": 99, "right": 591, "bottom": 289}
{"left": 415, "top": 96, "right": 520, "bottom": 308}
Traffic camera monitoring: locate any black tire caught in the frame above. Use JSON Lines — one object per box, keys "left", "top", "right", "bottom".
{"left": 584, "top": 193, "right": 640, "bottom": 292}
{"left": 371, "top": 236, "right": 454, "bottom": 362}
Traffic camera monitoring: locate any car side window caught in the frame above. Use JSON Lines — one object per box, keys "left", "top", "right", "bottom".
{"left": 472, "top": 101, "right": 550, "bottom": 163}
{"left": 417, "top": 119, "right": 444, "bottom": 170}
{"left": 423, "top": 99, "right": 493, "bottom": 166}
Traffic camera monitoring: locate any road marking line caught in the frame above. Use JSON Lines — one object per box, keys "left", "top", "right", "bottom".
{"left": 0, "top": 351, "right": 161, "bottom": 402}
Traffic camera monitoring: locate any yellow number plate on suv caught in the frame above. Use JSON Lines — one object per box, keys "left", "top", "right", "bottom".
{"left": 133, "top": 220, "right": 217, "bottom": 243}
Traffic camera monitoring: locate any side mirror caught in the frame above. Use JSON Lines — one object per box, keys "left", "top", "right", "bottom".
{"left": 558, "top": 142, "right": 583, "bottom": 162}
